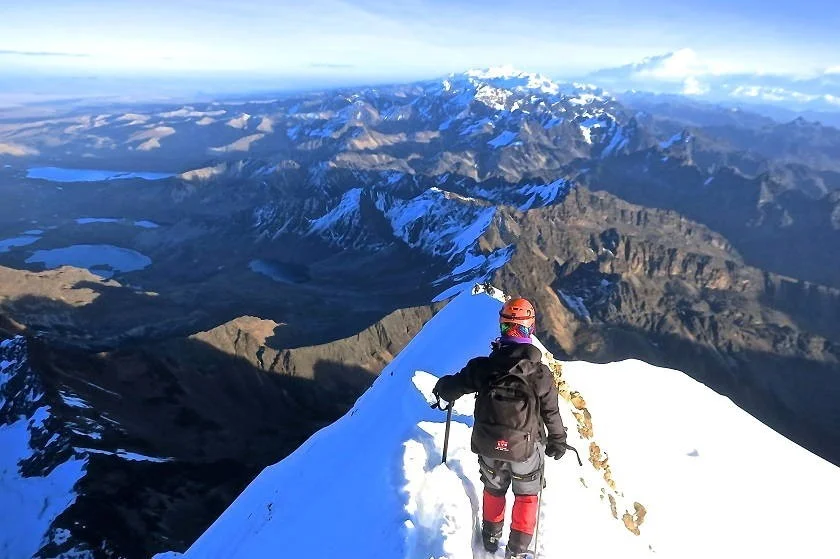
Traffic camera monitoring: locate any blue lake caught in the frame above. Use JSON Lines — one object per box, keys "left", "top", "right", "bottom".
{"left": 26, "top": 245, "right": 152, "bottom": 278}
{"left": 27, "top": 167, "right": 175, "bottom": 183}
{"left": 0, "top": 236, "right": 41, "bottom": 253}
{"left": 75, "top": 218, "right": 160, "bottom": 228}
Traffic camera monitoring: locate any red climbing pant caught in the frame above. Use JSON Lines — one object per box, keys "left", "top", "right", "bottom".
{"left": 483, "top": 489, "right": 505, "bottom": 523}
{"left": 511, "top": 494, "right": 538, "bottom": 534}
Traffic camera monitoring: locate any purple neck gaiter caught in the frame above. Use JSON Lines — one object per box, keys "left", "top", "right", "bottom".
{"left": 499, "top": 322, "right": 532, "bottom": 344}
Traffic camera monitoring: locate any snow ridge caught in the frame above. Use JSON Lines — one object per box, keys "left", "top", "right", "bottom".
{"left": 308, "top": 187, "right": 364, "bottom": 238}
{"left": 517, "top": 179, "right": 573, "bottom": 210}
{"left": 377, "top": 188, "right": 497, "bottom": 261}
{"left": 463, "top": 66, "right": 561, "bottom": 96}
{"left": 162, "top": 288, "right": 654, "bottom": 558}
{"left": 161, "top": 286, "right": 840, "bottom": 559}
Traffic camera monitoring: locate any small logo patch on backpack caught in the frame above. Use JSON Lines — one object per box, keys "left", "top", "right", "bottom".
{"left": 495, "top": 439, "right": 509, "bottom": 452}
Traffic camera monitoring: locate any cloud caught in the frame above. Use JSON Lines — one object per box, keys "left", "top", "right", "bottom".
{"left": 309, "top": 62, "right": 356, "bottom": 69}
{"left": 588, "top": 48, "right": 757, "bottom": 88}
{"left": 0, "top": 142, "right": 39, "bottom": 156}
{"left": 682, "top": 76, "right": 710, "bottom": 95}
{"left": 636, "top": 49, "right": 705, "bottom": 79}
{"left": 631, "top": 49, "right": 738, "bottom": 80}
{"left": 0, "top": 49, "right": 90, "bottom": 58}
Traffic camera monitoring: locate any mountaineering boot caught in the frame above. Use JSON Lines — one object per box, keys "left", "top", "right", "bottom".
{"left": 505, "top": 527, "right": 534, "bottom": 558}
{"left": 481, "top": 521, "right": 503, "bottom": 552}
{"left": 481, "top": 488, "right": 506, "bottom": 552}
{"left": 505, "top": 494, "right": 537, "bottom": 556}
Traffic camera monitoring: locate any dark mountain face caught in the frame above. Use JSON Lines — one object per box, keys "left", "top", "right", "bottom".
{"left": 0, "top": 275, "right": 441, "bottom": 558}
{"left": 1, "top": 68, "right": 839, "bottom": 556}
{"left": 485, "top": 188, "right": 840, "bottom": 463}
{"left": 578, "top": 148, "right": 840, "bottom": 289}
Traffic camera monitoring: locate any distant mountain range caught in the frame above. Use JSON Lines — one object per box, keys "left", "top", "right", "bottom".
{"left": 4, "top": 50, "right": 840, "bottom": 128}
{"left": 585, "top": 49, "right": 840, "bottom": 125}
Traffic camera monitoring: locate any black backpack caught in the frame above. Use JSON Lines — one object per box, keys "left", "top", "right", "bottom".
{"left": 471, "top": 361, "right": 540, "bottom": 462}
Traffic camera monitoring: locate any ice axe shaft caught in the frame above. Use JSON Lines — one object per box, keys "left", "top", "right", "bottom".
{"left": 441, "top": 402, "right": 453, "bottom": 464}
{"left": 431, "top": 395, "right": 454, "bottom": 465}
{"left": 532, "top": 487, "right": 543, "bottom": 559}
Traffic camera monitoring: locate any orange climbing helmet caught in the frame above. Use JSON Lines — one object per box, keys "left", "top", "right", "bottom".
{"left": 499, "top": 297, "right": 536, "bottom": 331}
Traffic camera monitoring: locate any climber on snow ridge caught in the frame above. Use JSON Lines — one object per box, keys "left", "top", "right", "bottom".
{"left": 433, "top": 297, "right": 568, "bottom": 558}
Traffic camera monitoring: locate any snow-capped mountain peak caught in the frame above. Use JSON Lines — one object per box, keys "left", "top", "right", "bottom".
{"left": 461, "top": 66, "right": 561, "bottom": 95}
{"left": 465, "top": 65, "right": 529, "bottom": 79}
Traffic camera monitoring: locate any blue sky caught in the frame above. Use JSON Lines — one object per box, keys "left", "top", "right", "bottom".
{"left": 1, "top": 0, "right": 838, "bottom": 84}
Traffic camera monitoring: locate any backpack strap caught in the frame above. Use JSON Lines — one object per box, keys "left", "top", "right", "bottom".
{"left": 503, "top": 360, "right": 540, "bottom": 406}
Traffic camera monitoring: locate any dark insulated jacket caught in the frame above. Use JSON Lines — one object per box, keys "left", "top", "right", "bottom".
{"left": 435, "top": 342, "right": 567, "bottom": 445}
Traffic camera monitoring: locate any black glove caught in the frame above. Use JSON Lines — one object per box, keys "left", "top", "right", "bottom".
{"left": 432, "top": 379, "right": 450, "bottom": 406}
{"left": 433, "top": 377, "right": 459, "bottom": 404}
{"left": 545, "top": 438, "right": 567, "bottom": 460}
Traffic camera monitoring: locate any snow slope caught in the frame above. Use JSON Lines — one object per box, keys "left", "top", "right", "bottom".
{"left": 563, "top": 360, "right": 840, "bottom": 558}
{"left": 0, "top": 412, "right": 86, "bottom": 558}
{"left": 164, "top": 287, "right": 840, "bottom": 559}
{"left": 0, "top": 337, "right": 88, "bottom": 558}
{"left": 377, "top": 188, "right": 497, "bottom": 261}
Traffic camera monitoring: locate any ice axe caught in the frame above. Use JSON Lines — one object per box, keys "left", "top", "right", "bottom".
{"left": 563, "top": 442, "right": 583, "bottom": 466}
{"left": 431, "top": 395, "right": 454, "bottom": 464}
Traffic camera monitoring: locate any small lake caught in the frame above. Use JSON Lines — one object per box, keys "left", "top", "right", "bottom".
{"left": 0, "top": 219, "right": 161, "bottom": 256}
{"left": 26, "top": 245, "right": 152, "bottom": 278}
{"left": 249, "top": 259, "right": 310, "bottom": 284}
{"left": 0, "top": 235, "right": 41, "bottom": 253}
{"left": 75, "top": 218, "right": 160, "bottom": 228}
{"left": 76, "top": 218, "right": 121, "bottom": 225}
{"left": 27, "top": 167, "right": 175, "bottom": 183}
